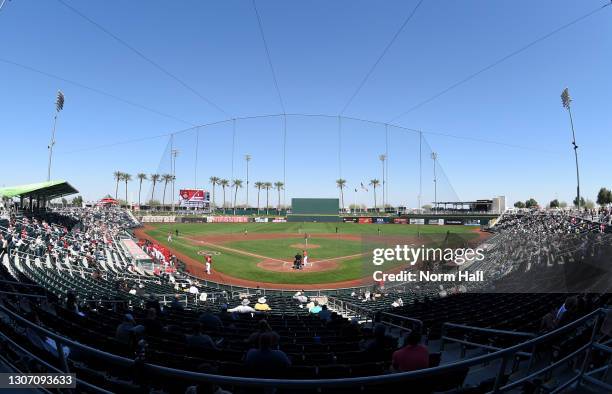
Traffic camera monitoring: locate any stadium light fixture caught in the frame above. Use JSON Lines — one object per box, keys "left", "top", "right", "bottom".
{"left": 431, "top": 152, "right": 438, "bottom": 212}
{"left": 171, "top": 149, "right": 179, "bottom": 212}
{"left": 47, "top": 90, "right": 65, "bottom": 182}
{"left": 379, "top": 154, "right": 386, "bottom": 211}
{"left": 561, "top": 87, "right": 581, "bottom": 210}
{"left": 245, "top": 154, "right": 251, "bottom": 208}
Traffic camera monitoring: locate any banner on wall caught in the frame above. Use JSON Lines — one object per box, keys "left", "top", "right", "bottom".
{"left": 272, "top": 217, "right": 287, "bottom": 223}
{"left": 141, "top": 216, "right": 176, "bottom": 223}
{"left": 427, "top": 219, "right": 444, "bottom": 225}
{"left": 445, "top": 219, "right": 464, "bottom": 225}
{"left": 409, "top": 218, "right": 425, "bottom": 225}
{"left": 358, "top": 217, "right": 373, "bottom": 224}
{"left": 254, "top": 217, "right": 269, "bottom": 223}
{"left": 373, "top": 217, "right": 388, "bottom": 224}
{"left": 207, "top": 216, "right": 249, "bottom": 223}
{"left": 343, "top": 217, "right": 358, "bottom": 223}
{"left": 393, "top": 218, "right": 408, "bottom": 224}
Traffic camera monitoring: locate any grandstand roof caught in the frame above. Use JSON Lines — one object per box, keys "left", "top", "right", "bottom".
{"left": 0, "top": 180, "right": 78, "bottom": 200}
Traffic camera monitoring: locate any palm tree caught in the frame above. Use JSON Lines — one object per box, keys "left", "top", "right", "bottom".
{"left": 274, "top": 181, "right": 284, "bottom": 211}
{"left": 264, "top": 182, "right": 272, "bottom": 215}
{"left": 150, "top": 174, "right": 160, "bottom": 204}
{"left": 161, "top": 174, "right": 173, "bottom": 210}
{"left": 336, "top": 179, "right": 347, "bottom": 211}
{"left": 219, "top": 179, "right": 229, "bottom": 213}
{"left": 231, "top": 179, "right": 243, "bottom": 215}
{"left": 254, "top": 181, "right": 264, "bottom": 214}
{"left": 208, "top": 176, "right": 221, "bottom": 209}
{"left": 122, "top": 173, "right": 132, "bottom": 205}
{"left": 369, "top": 179, "right": 380, "bottom": 210}
{"left": 113, "top": 171, "right": 123, "bottom": 200}
{"left": 136, "top": 173, "right": 147, "bottom": 206}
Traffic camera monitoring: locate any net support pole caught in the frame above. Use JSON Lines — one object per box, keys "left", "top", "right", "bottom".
{"left": 194, "top": 127, "right": 199, "bottom": 189}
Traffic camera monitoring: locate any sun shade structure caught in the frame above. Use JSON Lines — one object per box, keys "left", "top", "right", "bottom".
{"left": 0, "top": 180, "right": 78, "bottom": 200}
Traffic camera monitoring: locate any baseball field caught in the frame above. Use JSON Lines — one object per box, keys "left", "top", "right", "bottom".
{"left": 135, "top": 222, "right": 485, "bottom": 289}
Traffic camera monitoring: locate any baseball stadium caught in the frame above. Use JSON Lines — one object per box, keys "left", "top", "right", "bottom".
{"left": 1, "top": 1, "right": 612, "bottom": 393}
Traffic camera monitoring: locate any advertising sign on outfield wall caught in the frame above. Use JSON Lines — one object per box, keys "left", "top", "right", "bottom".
{"left": 373, "top": 217, "right": 389, "bottom": 224}
{"left": 445, "top": 219, "right": 464, "bottom": 225}
{"left": 427, "top": 219, "right": 444, "bottom": 225}
{"left": 343, "top": 217, "right": 358, "bottom": 223}
{"left": 272, "top": 217, "right": 287, "bottom": 223}
{"left": 141, "top": 216, "right": 176, "bottom": 223}
{"left": 358, "top": 217, "right": 373, "bottom": 224}
{"left": 254, "top": 217, "right": 269, "bottom": 223}
{"left": 393, "top": 218, "right": 408, "bottom": 224}
{"left": 409, "top": 218, "right": 425, "bottom": 225}
{"left": 207, "top": 216, "right": 249, "bottom": 223}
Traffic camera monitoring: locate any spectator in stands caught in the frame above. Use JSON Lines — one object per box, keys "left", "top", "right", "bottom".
{"left": 293, "top": 290, "right": 308, "bottom": 304}
{"left": 198, "top": 309, "right": 223, "bottom": 332}
{"left": 246, "top": 320, "right": 280, "bottom": 349}
{"left": 391, "top": 330, "right": 429, "bottom": 372}
{"left": 361, "top": 324, "right": 396, "bottom": 358}
{"left": 318, "top": 304, "right": 332, "bottom": 322}
{"left": 254, "top": 297, "right": 271, "bottom": 312}
{"left": 170, "top": 294, "right": 184, "bottom": 311}
{"left": 540, "top": 306, "right": 558, "bottom": 333}
{"left": 307, "top": 300, "right": 322, "bottom": 314}
{"left": 145, "top": 295, "right": 162, "bottom": 315}
{"left": 391, "top": 297, "right": 403, "bottom": 308}
{"left": 556, "top": 296, "right": 578, "bottom": 327}
{"left": 228, "top": 298, "right": 256, "bottom": 314}
{"left": 116, "top": 314, "right": 139, "bottom": 345}
{"left": 244, "top": 332, "right": 291, "bottom": 378}
{"left": 186, "top": 323, "right": 220, "bottom": 351}
{"left": 143, "top": 307, "right": 164, "bottom": 335}
{"left": 65, "top": 291, "right": 81, "bottom": 316}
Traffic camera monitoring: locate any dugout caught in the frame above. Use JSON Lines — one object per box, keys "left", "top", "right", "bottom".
{"left": 287, "top": 198, "right": 341, "bottom": 222}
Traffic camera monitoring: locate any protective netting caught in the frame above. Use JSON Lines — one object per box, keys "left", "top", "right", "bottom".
{"left": 145, "top": 114, "right": 460, "bottom": 210}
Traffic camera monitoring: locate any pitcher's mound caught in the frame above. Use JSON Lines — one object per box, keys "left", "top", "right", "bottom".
{"left": 257, "top": 258, "right": 338, "bottom": 272}
{"left": 290, "top": 243, "right": 320, "bottom": 249}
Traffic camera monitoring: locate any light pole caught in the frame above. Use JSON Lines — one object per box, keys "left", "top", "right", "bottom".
{"left": 561, "top": 88, "right": 581, "bottom": 210}
{"left": 379, "top": 154, "right": 386, "bottom": 212}
{"left": 431, "top": 152, "right": 438, "bottom": 213}
{"left": 245, "top": 154, "right": 251, "bottom": 208}
{"left": 171, "top": 149, "right": 179, "bottom": 212}
{"left": 47, "top": 91, "right": 64, "bottom": 181}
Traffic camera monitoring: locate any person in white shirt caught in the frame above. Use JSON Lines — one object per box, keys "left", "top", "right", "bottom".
{"left": 228, "top": 298, "right": 256, "bottom": 313}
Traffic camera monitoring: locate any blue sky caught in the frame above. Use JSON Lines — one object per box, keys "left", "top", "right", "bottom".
{"left": 0, "top": 0, "right": 610, "bottom": 208}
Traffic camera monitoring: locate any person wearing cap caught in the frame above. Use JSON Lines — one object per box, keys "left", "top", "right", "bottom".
{"left": 254, "top": 297, "right": 271, "bottom": 312}
{"left": 116, "top": 314, "right": 137, "bottom": 345}
{"left": 228, "top": 298, "right": 256, "bottom": 314}
{"left": 293, "top": 290, "right": 307, "bottom": 304}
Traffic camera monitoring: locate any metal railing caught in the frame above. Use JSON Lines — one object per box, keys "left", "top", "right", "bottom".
{"left": 326, "top": 296, "right": 375, "bottom": 322}
{"left": 379, "top": 311, "right": 424, "bottom": 333}
{"left": 0, "top": 303, "right": 608, "bottom": 392}
{"left": 440, "top": 322, "right": 536, "bottom": 366}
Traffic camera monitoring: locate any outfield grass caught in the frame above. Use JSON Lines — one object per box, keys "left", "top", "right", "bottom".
{"left": 142, "top": 223, "right": 479, "bottom": 285}
{"left": 148, "top": 222, "right": 477, "bottom": 236}
{"left": 225, "top": 237, "right": 364, "bottom": 260}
